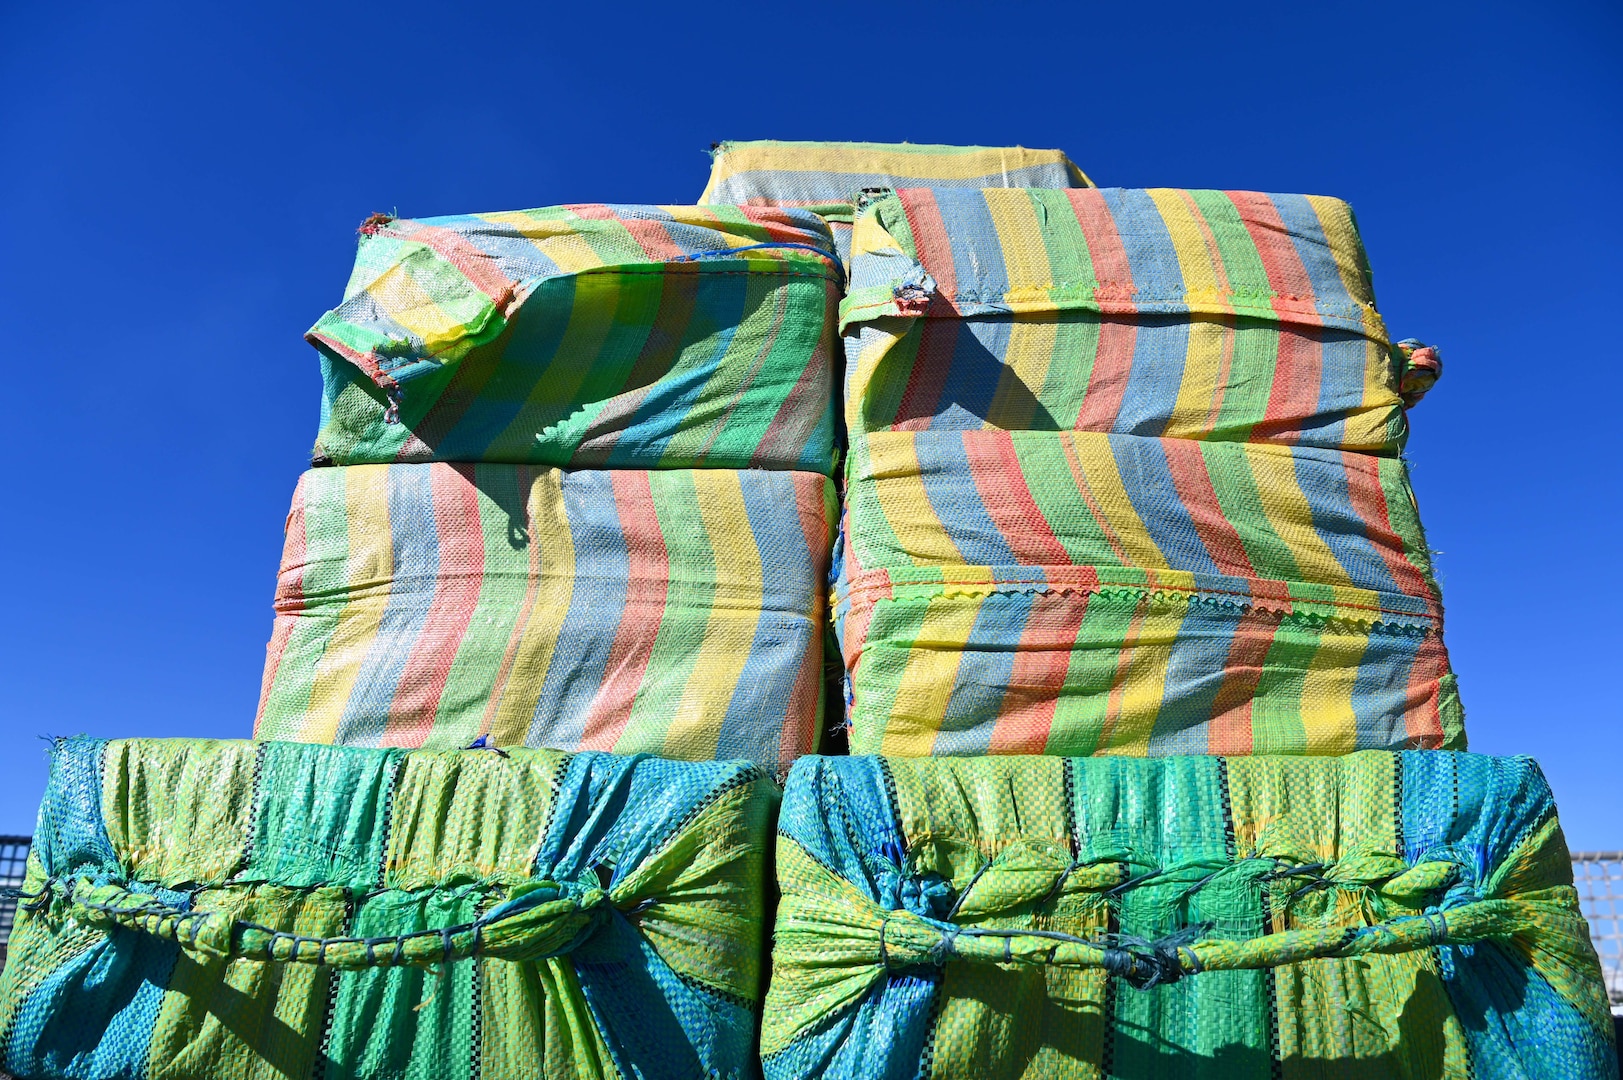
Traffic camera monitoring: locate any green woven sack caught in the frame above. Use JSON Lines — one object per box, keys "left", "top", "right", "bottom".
{"left": 766, "top": 752, "right": 1616, "bottom": 1079}
{"left": 0, "top": 737, "right": 776, "bottom": 1080}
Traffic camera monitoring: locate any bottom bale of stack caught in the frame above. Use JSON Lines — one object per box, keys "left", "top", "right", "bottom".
{"left": 0, "top": 737, "right": 776, "bottom": 1080}
{"left": 766, "top": 752, "right": 1617, "bottom": 1079}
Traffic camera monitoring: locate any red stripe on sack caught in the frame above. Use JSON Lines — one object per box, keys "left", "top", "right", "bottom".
{"left": 1225, "top": 193, "right": 1324, "bottom": 442}
{"left": 383, "top": 465, "right": 486, "bottom": 747}
{"left": 1160, "top": 439, "right": 1258, "bottom": 578}
{"left": 1338, "top": 452, "right": 1438, "bottom": 609}
{"left": 620, "top": 217, "right": 686, "bottom": 263}
{"left": 895, "top": 189, "right": 958, "bottom": 311}
{"left": 1073, "top": 316, "right": 1136, "bottom": 432}
{"left": 794, "top": 474, "right": 835, "bottom": 584}
{"left": 1064, "top": 189, "right": 1136, "bottom": 311}
{"left": 1205, "top": 611, "right": 1275, "bottom": 754}
{"left": 964, "top": 433, "right": 1070, "bottom": 563}
{"left": 739, "top": 205, "right": 819, "bottom": 243}
{"left": 579, "top": 472, "right": 670, "bottom": 750}
{"left": 894, "top": 317, "right": 961, "bottom": 430}
{"left": 256, "top": 480, "right": 310, "bottom": 725}
{"left": 398, "top": 222, "right": 519, "bottom": 306}
{"left": 1404, "top": 634, "right": 1450, "bottom": 749}
{"left": 779, "top": 630, "right": 825, "bottom": 771}
{"left": 989, "top": 589, "right": 1091, "bottom": 754}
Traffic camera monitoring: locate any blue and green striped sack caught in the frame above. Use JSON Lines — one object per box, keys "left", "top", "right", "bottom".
{"left": 0, "top": 737, "right": 776, "bottom": 1080}
{"left": 310, "top": 203, "right": 841, "bottom": 473}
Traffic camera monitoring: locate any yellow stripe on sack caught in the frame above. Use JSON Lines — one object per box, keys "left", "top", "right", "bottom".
{"left": 515, "top": 274, "right": 621, "bottom": 431}
{"left": 304, "top": 467, "right": 394, "bottom": 743}
{"left": 993, "top": 319, "right": 1059, "bottom": 428}
{"left": 487, "top": 473, "right": 575, "bottom": 745}
{"left": 1299, "top": 623, "right": 1364, "bottom": 756}
{"left": 1148, "top": 189, "right": 1229, "bottom": 312}
{"left": 365, "top": 262, "right": 483, "bottom": 360}
{"left": 844, "top": 323, "right": 910, "bottom": 435}
{"left": 1245, "top": 445, "right": 1355, "bottom": 587}
{"left": 709, "top": 144, "right": 1078, "bottom": 184}
{"left": 1302, "top": 196, "right": 1379, "bottom": 310}
{"left": 984, "top": 189, "right": 1057, "bottom": 304}
{"left": 1062, "top": 435, "right": 1168, "bottom": 568}
{"left": 865, "top": 434, "right": 963, "bottom": 565}
{"left": 882, "top": 596, "right": 981, "bottom": 756}
{"left": 1097, "top": 596, "right": 1184, "bottom": 755}
{"left": 662, "top": 473, "right": 762, "bottom": 760}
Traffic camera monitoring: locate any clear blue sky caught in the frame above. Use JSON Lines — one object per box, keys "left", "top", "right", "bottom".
{"left": 2, "top": 2, "right": 1618, "bottom": 845}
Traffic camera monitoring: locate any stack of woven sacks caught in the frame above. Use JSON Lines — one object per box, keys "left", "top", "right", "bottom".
{"left": 710, "top": 144, "right": 1616, "bottom": 1078}
{"left": 0, "top": 143, "right": 1613, "bottom": 1080}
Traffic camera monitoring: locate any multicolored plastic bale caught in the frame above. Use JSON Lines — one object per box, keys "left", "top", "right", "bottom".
{"left": 309, "top": 203, "right": 841, "bottom": 473}
{"left": 766, "top": 752, "right": 1616, "bottom": 1080}
{"left": 0, "top": 737, "right": 777, "bottom": 1080}
{"left": 842, "top": 187, "right": 1440, "bottom": 454}
{"left": 255, "top": 463, "right": 836, "bottom": 777}
{"left": 834, "top": 187, "right": 1459, "bottom": 756}
{"left": 699, "top": 141, "right": 1091, "bottom": 265}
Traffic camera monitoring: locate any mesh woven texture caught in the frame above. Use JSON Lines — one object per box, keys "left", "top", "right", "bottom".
{"left": 0, "top": 737, "right": 776, "bottom": 1080}
{"left": 309, "top": 203, "right": 840, "bottom": 473}
{"left": 698, "top": 141, "right": 1091, "bottom": 268}
{"left": 842, "top": 188, "right": 1415, "bottom": 454}
{"left": 834, "top": 187, "right": 1460, "bottom": 757}
{"left": 255, "top": 463, "right": 836, "bottom": 778}
{"left": 765, "top": 752, "right": 1617, "bottom": 1080}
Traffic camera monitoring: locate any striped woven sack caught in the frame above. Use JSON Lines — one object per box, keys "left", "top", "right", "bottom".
{"left": 255, "top": 463, "right": 835, "bottom": 776}
{"left": 766, "top": 752, "right": 1617, "bottom": 1080}
{"left": 842, "top": 188, "right": 1443, "bottom": 454}
{"left": 699, "top": 142, "right": 1091, "bottom": 266}
{"left": 309, "top": 204, "right": 840, "bottom": 472}
{"left": 835, "top": 187, "right": 1459, "bottom": 757}
{"left": 0, "top": 737, "right": 776, "bottom": 1080}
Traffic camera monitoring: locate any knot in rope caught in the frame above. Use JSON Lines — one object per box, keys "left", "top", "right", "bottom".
{"left": 1395, "top": 339, "right": 1442, "bottom": 407}
{"left": 1100, "top": 924, "right": 1211, "bottom": 991}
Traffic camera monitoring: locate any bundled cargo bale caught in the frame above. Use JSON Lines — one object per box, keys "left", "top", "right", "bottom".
{"left": 842, "top": 187, "right": 1434, "bottom": 453}
{"left": 310, "top": 204, "right": 840, "bottom": 473}
{"left": 255, "top": 463, "right": 835, "bottom": 776}
{"left": 700, "top": 141, "right": 1091, "bottom": 264}
{"left": 765, "top": 752, "right": 1617, "bottom": 1079}
{"left": 0, "top": 737, "right": 776, "bottom": 1080}
{"left": 835, "top": 187, "right": 1460, "bottom": 756}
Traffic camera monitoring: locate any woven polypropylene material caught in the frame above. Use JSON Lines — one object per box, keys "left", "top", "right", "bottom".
{"left": 844, "top": 430, "right": 1441, "bottom": 599}
{"left": 835, "top": 564, "right": 1461, "bottom": 757}
{"left": 699, "top": 142, "right": 1091, "bottom": 266}
{"left": 255, "top": 463, "right": 835, "bottom": 777}
{"left": 764, "top": 752, "right": 1617, "bottom": 1080}
{"left": 309, "top": 203, "right": 840, "bottom": 473}
{"left": 843, "top": 188, "right": 1422, "bottom": 454}
{"left": 0, "top": 737, "right": 777, "bottom": 1080}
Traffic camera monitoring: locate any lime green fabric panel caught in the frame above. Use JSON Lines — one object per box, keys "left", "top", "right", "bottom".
{"left": 146, "top": 887, "right": 347, "bottom": 1080}
{"left": 100, "top": 739, "right": 258, "bottom": 887}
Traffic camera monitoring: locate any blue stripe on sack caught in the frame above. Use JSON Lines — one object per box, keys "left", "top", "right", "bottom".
{"left": 5, "top": 884, "right": 183, "bottom": 1080}
{"left": 932, "top": 591, "right": 1035, "bottom": 755}
{"left": 1289, "top": 450, "right": 1402, "bottom": 594}
{"left": 933, "top": 189, "right": 1010, "bottom": 304}
{"left": 38, "top": 737, "right": 117, "bottom": 878}
{"left": 335, "top": 465, "right": 442, "bottom": 746}
{"left": 1103, "top": 189, "right": 1190, "bottom": 435}
{"left": 1146, "top": 606, "right": 1242, "bottom": 754}
{"left": 433, "top": 275, "right": 581, "bottom": 460}
{"left": 1110, "top": 436, "right": 1225, "bottom": 576}
{"left": 932, "top": 319, "right": 1013, "bottom": 428}
{"left": 1305, "top": 330, "right": 1365, "bottom": 447}
{"left": 911, "top": 434, "right": 1008, "bottom": 563}
{"left": 528, "top": 473, "right": 630, "bottom": 746}
{"left": 607, "top": 273, "right": 749, "bottom": 468}
{"left": 428, "top": 214, "right": 564, "bottom": 281}
{"left": 713, "top": 474, "right": 818, "bottom": 763}
{"left": 1348, "top": 630, "right": 1420, "bottom": 750}
{"left": 1267, "top": 194, "right": 1359, "bottom": 325}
